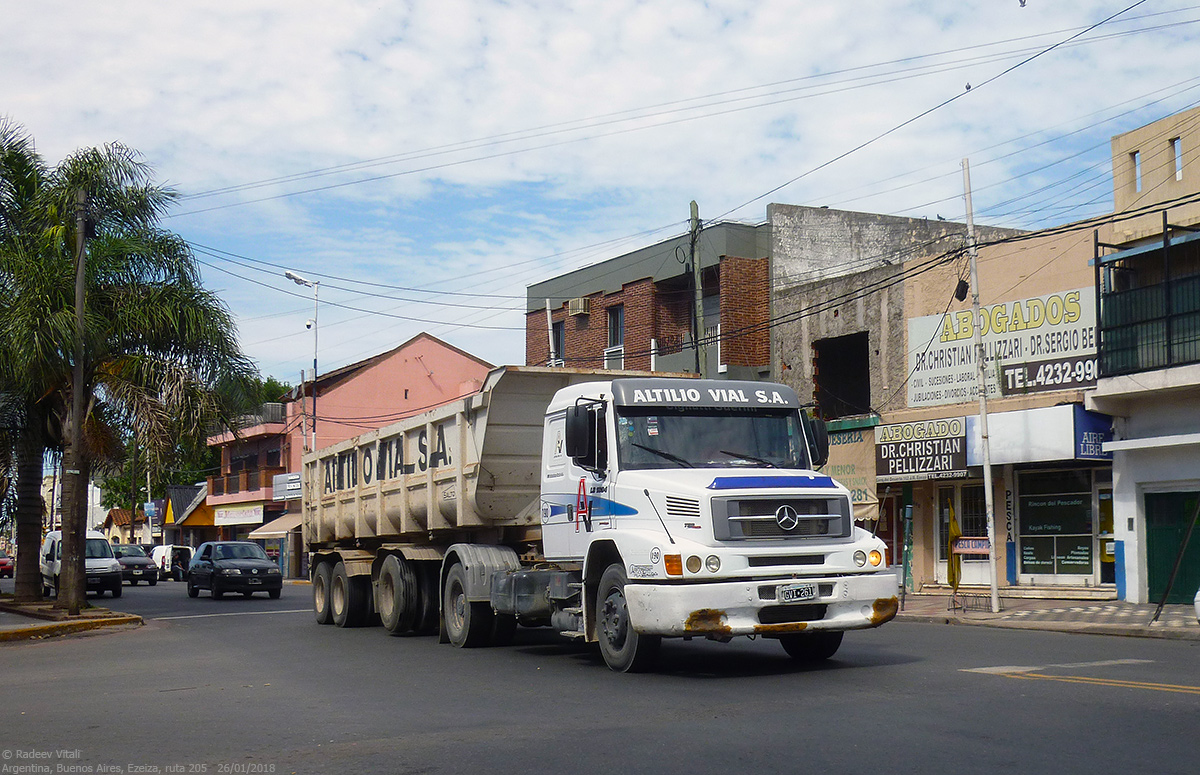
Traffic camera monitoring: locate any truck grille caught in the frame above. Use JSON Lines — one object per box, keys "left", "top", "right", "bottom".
{"left": 711, "top": 496, "right": 850, "bottom": 541}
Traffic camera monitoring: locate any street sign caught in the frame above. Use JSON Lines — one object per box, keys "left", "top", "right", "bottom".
{"left": 273, "top": 472, "right": 302, "bottom": 501}
{"left": 953, "top": 537, "right": 991, "bottom": 555}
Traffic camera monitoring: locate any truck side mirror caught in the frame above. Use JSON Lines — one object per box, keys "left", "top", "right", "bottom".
{"left": 802, "top": 414, "right": 830, "bottom": 469}
{"left": 564, "top": 405, "right": 589, "bottom": 459}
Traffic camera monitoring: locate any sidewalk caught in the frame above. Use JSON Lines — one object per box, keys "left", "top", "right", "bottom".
{"left": 895, "top": 590, "right": 1200, "bottom": 640}
{"left": 0, "top": 599, "right": 142, "bottom": 642}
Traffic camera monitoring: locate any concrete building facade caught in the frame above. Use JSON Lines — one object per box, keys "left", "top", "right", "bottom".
{"left": 1087, "top": 106, "right": 1200, "bottom": 604}
{"left": 772, "top": 109, "right": 1200, "bottom": 602}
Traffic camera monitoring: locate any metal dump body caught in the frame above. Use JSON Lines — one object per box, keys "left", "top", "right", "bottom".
{"left": 303, "top": 366, "right": 643, "bottom": 548}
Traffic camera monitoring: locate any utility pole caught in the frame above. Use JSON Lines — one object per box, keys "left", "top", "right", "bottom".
{"left": 689, "top": 201, "right": 706, "bottom": 378}
{"left": 963, "top": 158, "right": 1001, "bottom": 614}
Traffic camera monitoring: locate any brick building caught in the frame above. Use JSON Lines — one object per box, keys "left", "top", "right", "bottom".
{"left": 525, "top": 220, "right": 772, "bottom": 380}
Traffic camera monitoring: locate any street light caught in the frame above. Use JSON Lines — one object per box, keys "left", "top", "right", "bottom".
{"left": 285, "top": 270, "right": 319, "bottom": 451}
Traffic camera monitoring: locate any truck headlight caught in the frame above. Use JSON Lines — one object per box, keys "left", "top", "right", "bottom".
{"left": 685, "top": 555, "right": 702, "bottom": 574}
{"left": 853, "top": 550, "right": 867, "bottom": 567}
{"left": 705, "top": 555, "right": 721, "bottom": 572}
{"left": 868, "top": 550, "right": 883, "bottom": 567}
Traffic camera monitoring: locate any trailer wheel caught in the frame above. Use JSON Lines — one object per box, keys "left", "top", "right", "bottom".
{"left": 596, "top": 563, "right": 660, "bottom": 673}
{"left": 331, "top": 561, "right": 370, "bottom": 628}
{"left": 779, "top": 631, "right": 843, "bottom": 662}
{"left": 378, "top": 555, "right": 420, "bottom": 635}
{"left": 312, "top": 561, "right": 334, "bottom": 624}
{"left": 443, "top": 563, "right": 493, "bottom": 647}
{"left": 416, "top": 562, "right": 441, "bottom": 635}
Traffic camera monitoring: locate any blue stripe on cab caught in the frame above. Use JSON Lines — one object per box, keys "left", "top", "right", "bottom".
{"left": 707, "top": 475, "right": 835, "bottom": 490}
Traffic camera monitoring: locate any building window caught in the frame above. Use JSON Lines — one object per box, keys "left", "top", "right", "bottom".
{"left": 1018, "top": 469, "right": 1094, "bottom": 577}
{"left": 605, "top": 305, "right": 624, "bottom": 369}
{"left": 607, "top": 305, "right": 624, "bottom": 348}
{"left": 1170, "top": 137, "right": 1183, "bottom": 181}
{"left": 812, "top": 332, "right": 871, "bottom": 420}
{"left": 550, "top": 321, "right": 565, "bottom": 367}
{"left": 1131, "top": 150, "right": 1142, "bottom": 192}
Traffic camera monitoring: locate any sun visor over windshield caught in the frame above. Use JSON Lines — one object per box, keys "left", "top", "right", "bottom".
{"left": 611, "top": 379, "right": 800, "bottom": 409}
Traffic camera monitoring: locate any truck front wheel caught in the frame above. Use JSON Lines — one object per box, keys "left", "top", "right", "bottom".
{"left": 596, "top": 563, "right": 660, "bottom": 673}
{"left": 443, "top": 563, "right": 493, "bottom": 648}
{"left": 779, "top": 631, "right": 843, "bottom": 662}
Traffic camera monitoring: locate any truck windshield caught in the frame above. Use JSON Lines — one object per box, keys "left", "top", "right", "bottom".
{"left": 615, "top": 407, "right": 808, "bottom": 470}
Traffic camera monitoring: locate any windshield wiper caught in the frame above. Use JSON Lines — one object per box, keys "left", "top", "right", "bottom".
{"left": 719, "top": 450, "right": 779, "bottom": 468}
{"left": 631, "top": 443, "right": 694, "bottom": 468}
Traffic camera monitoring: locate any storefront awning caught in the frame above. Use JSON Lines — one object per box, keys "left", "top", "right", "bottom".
{"left": 248, "top": 512, "right": 303, "bottom": 539}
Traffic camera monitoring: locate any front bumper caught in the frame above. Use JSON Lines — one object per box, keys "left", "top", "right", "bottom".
{"left": 122, "top": 567, "right": 157, "bottom": 582}
{"left": 215, "top": 574, "right": 283, "bottom": 592}
{"left": 85, "top": 570, "right": 122, "bottom": 590}
{"left": 624, "top": 571, "right": 899, "bottom": 637}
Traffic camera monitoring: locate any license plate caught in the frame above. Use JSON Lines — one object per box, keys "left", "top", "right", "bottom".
{"left": 87, "top": 577, "right": 99, "bottom": 584}
{"left": 248, "top": 578, "right": 262, "bottom": 585}
{"left": 133, "top": 570, "right": 143, "bottom": 575}
{"left": 778, "top": 582, "right": 818, "bottom": 603}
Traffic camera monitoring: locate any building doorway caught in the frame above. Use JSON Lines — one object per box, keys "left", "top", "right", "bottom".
{"left": 937, "top": 483, "right": 991, "bottom": 586}
{"left": 1145, "top": 491, "right": 1200, "bottom": 604}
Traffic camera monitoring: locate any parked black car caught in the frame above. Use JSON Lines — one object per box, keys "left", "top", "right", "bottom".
{"left": 112, "top": 544, "right": 159, "bottom": 586}
{"left": 187, "top": 541, "right": 283, "bottom": 599}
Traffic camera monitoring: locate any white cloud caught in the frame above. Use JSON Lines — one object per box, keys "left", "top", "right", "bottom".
{"left": 3, "top": 0, "right": 1198, "bottom": 379}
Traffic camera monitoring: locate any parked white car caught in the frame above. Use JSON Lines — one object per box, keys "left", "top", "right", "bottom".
{"left": 39, "top": 530, "right": 123, "bottom": 598}
{"left": 1194, "top": 586, "right": 1199, "bottom": 624}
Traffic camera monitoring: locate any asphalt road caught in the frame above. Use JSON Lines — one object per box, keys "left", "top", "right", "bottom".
{"left": 2, "top": 579, "right": 1198, "bottom": 775}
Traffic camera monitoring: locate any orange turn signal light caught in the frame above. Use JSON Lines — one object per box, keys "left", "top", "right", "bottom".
{"left": 664, "top": 554, "right": 683, "bottom": 576}
{"left": 868, "top": 550, "right": 883, "bottom": 567}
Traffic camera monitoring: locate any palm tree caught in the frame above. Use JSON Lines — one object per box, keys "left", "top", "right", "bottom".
{"left": 0, "top": 118, "right": 57, "bottom": 603}
{"left": 1, "top": 119, "right": 256, "bottom": 611}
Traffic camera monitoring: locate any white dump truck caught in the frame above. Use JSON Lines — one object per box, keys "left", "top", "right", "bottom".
{"left": 303, "top": 366, "right": 897, "bottom": 672}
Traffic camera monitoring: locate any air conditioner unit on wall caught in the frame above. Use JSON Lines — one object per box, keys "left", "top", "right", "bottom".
{"left": 568, "top": 297, "right": 591, "bottom": 316}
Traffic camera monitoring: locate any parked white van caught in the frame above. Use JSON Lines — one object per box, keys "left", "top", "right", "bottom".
{"left": 151, "top": 545, "right": 193, "bottom": 581}
{"left": 39, "top": 530, "right": 123, "bottom": 598}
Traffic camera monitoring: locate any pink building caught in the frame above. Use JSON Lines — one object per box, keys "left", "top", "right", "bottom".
{"left": 206, "top": 333, "right": 493, "bottom": 575}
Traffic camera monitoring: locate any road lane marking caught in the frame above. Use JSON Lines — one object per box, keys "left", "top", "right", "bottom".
{"left": 962, "top": 659, "right": 1153, "bottom": 675}
{"left": 963, "top": 659, "right": 1200, "bottom": 695}
{"left": 1005, "top": 673, "right": 1200, "bottom": 695}
{"left": 155, "top": 609, "right": 310, "bottom": 621}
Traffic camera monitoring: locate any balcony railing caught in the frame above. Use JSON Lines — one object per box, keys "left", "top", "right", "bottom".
{"left": 208, "top": 466, "right": 287, "bottom": 498}
{"left": 1099, "top": 272, "right": 1200, "bottom": 376}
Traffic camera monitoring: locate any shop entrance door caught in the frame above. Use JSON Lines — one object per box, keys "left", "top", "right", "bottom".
{"left": 1145, "top": 491, "right": 1200, "bottom": 604}
{"left": 937, "top": 484, "right": 991, "bottom": 586}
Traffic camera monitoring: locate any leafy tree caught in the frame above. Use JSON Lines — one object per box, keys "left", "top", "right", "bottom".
{"left": 0, "top": 118, "right": 256, "bottom": 611}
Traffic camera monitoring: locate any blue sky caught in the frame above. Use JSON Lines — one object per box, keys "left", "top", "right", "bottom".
{"left": 4, "top": 1, "right": 1199, "bottom": 381}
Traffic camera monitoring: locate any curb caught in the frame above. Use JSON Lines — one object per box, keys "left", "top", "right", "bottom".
{"left": 0, "top": 601, "right": 144, "bottom": 643}
{"left": 894, "top": 612, "right": 1200, "bottom": 641}
{"left": 0, "top": 614, "right": 143, "bottom": 643}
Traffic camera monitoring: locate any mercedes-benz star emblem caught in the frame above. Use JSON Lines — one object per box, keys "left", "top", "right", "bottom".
{"left": 775, "top": 504, "right": 800, "bottom": 531}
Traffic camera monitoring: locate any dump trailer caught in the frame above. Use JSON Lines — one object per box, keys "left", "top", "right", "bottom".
{"left": 303, "top": 365, "right": 897, "bottom": 672}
